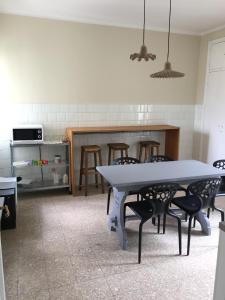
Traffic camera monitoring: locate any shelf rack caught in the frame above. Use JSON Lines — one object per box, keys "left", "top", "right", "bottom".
{"left": 10, "top": 141, "right": 71, "bottom": 193}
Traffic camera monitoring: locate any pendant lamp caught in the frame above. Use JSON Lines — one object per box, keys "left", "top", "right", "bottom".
{"left": 150, "top": 0, "right": 184, "bottom": 78}
{"left": 130, "top": 0, "right": 156, "bottom": 61}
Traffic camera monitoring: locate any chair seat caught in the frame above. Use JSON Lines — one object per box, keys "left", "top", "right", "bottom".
{"left": 172, "top": 195, "right": 201, "bottom": 214}
{"left": 107, "top": 143, "right": 129, "bottom": 150}
{"left": 140, "top": 140, "right": 160, "bottom": 146}
{"left": 125, "top": 200, "right": 162, "bottom": 220}
{"left": 82, "top": 145, "right": 101, "bottom": 152}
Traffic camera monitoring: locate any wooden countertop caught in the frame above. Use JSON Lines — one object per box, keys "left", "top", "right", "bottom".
{"left": 66, "top": 124, "right": 179, "bottom": 135}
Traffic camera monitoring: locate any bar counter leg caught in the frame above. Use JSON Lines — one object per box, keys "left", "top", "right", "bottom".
{"left": 108, "top": 188, "right": 128, "bottom": 250}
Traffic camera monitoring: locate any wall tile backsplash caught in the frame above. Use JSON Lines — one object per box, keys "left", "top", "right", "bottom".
{"left": 0, "top": 104, "right": 196, "bottom": 180}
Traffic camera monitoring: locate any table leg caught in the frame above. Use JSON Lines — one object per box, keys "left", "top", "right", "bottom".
{"left": 171, "top": 208, "right": 211, "bottom": 235}
{"left": 195, "top": 211, "right": 211, "bottom": 235}
{"left": 108, "top": 187, "right": 128, "bottom": 250}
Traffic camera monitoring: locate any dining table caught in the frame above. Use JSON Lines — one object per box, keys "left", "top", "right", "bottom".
{"left": 97, "top": 160, "right": 225, "bottom": 250}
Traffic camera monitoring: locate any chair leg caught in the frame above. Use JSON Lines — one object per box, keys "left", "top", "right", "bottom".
{"left": 207, "top": 208, "right": 210, "bottom": 218}
{"left": 167, "top": 211, "right": 182, "bottom": 255}
{"left": 152, "top": 217, "right": 156, "bottom": 226}
{"left": 163, "top": 213, "right": 166, "bottom": 234}
{"left": 157, "top": 215, "right": 160, "bottom": 234}
{"left": 107, "top": 186, "right": 112, "bottom": 215}
{"left": 193, "top": 217, "right": 196, "bottom": 228}
{"left": 187, "top": 216, "right": 193, "bottom": 256}
{"left": 138, "top": 221, "right": 144, "bottom": 264}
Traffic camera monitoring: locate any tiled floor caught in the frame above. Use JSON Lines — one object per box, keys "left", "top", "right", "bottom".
{"left": 2, "top": 190, "right": 224, "bottom": 300}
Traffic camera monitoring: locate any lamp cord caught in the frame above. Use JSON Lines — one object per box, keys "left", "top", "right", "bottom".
{"left": 167, "top": 0, "right": 171, "bottom": 62}
{"left": 142, "top": 0, "right": 146, "bottom": 45}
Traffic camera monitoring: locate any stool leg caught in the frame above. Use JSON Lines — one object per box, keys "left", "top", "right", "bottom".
{"left": 144, "top": 146, "right": 147, "bottom": 162}
{"left": 84, "top": 151, "right": 88, "bottom": 196}
{"left": 112, "top": 149, "right": 115, "bottom": 162}
{"left": 94, "top": 152, "right": 98, "bottom": 188}
{"left": 108, "top": 147, "right": 111, "bottom": 165}
{"left": 79, "top": 148, "right": 84, "bottom": 191}
{"left": 156, "top": 145, "right": 159, "bottom": 156}
{"left": 139, "top": 145, "right": 142, "bottom": 162}
{"left": 98, "top": 150, "right": 105, "bottom": 193}
{"left": 147, "top": 146, "right": 151, "bottom": 161}
{"left": 125, "top": 148, "right": 128, "bottom": 158}
{"left": 151, "top": 146, "right": 154, "bottom": 156}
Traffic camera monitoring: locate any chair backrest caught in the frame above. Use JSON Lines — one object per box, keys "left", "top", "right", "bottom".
{"left": 112, "top": 157, "right": 140, "bottom": 165}
{"left": 139, "top": 182, "right": 180, "bottom": 216}
{"left": 213, "top": 160, "right": 225, "bottom": 170}
{"left": 213, "top": 160, "right": 225, "bottom": 192}
{"left": 187, "top": 178, "right": 221, "bottom": 209}
{"left": 149, "top": 155, "right": 173, "bottom": 163}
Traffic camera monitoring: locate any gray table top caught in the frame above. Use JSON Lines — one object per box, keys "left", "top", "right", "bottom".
{"left": 97, "top": 160, "right": 225, "bottom": 192}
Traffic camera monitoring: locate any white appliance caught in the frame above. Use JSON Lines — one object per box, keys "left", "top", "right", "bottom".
{"left": 11, "top": 124, "right": 43, "bottom": 144}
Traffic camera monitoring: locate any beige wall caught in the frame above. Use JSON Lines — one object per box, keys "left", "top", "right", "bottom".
{"left": 196, "top": 27, "right": 225, "bottom": 104}
{"left": 0, "top": 14, "right": 200, "bottom": 105}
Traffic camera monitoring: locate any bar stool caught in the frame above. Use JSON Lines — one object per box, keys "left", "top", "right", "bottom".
{"left": 79, "top": 145, "right": 105, "bottom": 196}
{"left": 139, "top": 140, "right": 160, "bottom": 162}
{"left": 107, "top": 143, "right": 129, "bottom": 165}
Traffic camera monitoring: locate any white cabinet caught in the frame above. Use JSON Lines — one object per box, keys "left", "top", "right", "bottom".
{"left": 209, "top": 41, "right": 225, "bottom": 72}
{"left": 213, "top": 223, "right": 225, "bottom": 300}
{"left": 202, "top": 39, "right": 225, "bottom": 163}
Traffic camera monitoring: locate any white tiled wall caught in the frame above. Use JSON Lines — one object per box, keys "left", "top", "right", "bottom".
{"left": 0, "top": 104, "right": 196, "bottom": 180}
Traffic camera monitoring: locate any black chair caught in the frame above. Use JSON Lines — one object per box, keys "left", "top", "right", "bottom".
{"left": 207, "top": 160, "right": 225, "bottom": 221}
{"left": 149, "top": 155, "right": 173, "bottom": 163}
{"left": 149, "top": 155, "right": 174, "bottom": 219}
{"left": 124, "top": 182, "right": 181, "bottom": 263}
{"left": 171, "top": 178, "right": 221, "bottom": 256}
{"left": 107, "top": 157, "right": 140, "bottom": 215}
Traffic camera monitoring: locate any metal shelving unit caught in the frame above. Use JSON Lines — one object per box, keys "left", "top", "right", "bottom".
{"left": 10, "top": 141, "right": 71, "bottom": 193}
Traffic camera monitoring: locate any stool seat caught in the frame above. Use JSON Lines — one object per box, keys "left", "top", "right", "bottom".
{"left": 139, "top": 140, "right": 160, "bottom": 146}
{"left": 107, "top": 143, "right": 129, "bottom": 165}
{"left": 82, "top": 145, "right": 101, "bottom": 152}
{"left": 107, "top": 143, "right": 129, "bottom": 150}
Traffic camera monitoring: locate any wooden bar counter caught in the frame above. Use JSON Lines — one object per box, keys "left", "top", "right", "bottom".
{"left": 66, "top": 125, "right": 180, "bottom": 195}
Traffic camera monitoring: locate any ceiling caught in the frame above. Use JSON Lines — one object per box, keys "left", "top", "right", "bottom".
{"left": 0, "top": 0, "right": 225, "bottom": 35}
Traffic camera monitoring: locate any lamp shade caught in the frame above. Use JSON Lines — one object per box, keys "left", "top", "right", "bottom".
{"left": 150, "top": 62, "right": 184, "bottom": 78}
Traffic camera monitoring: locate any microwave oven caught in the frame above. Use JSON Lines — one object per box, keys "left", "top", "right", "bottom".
{"left": 12, "top": 125, "right": 44, "bottom": 144}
